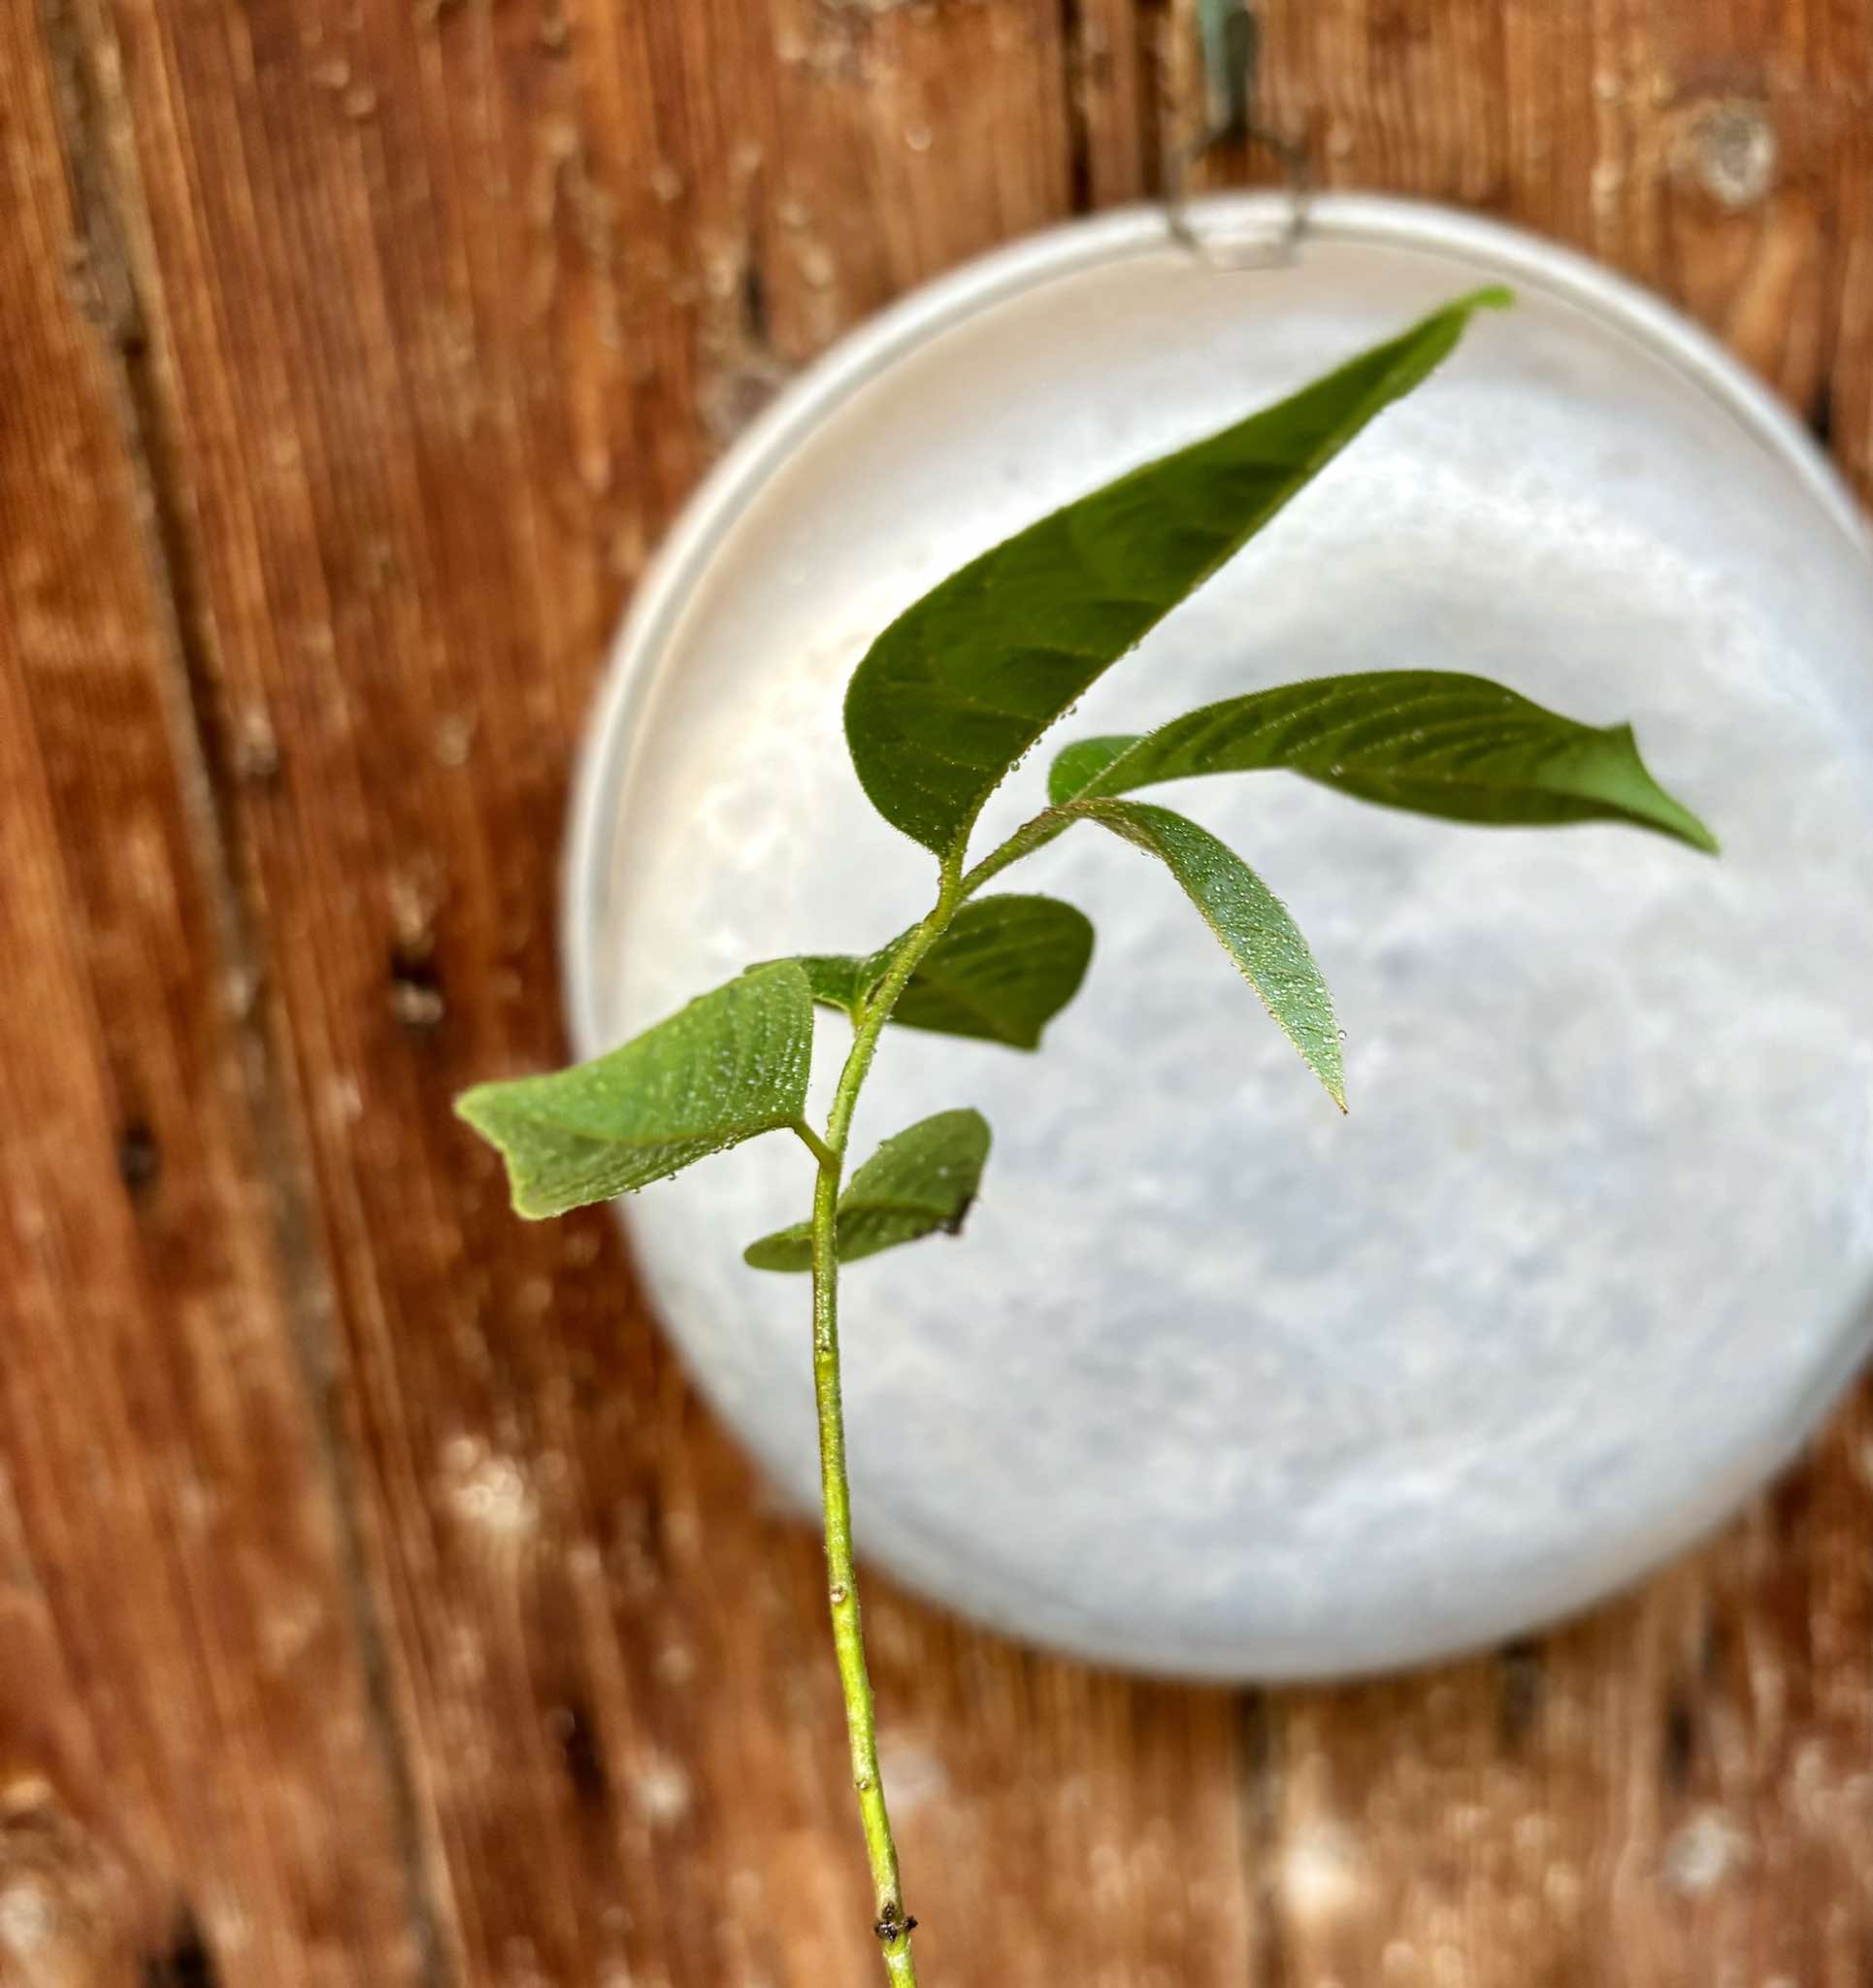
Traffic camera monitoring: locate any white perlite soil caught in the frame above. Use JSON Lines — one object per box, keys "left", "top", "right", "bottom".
{"left": 582, "top": 221, "right": 1873, "bottom": 1675}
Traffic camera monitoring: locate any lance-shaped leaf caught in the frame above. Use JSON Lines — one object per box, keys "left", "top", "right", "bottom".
{"left": 1075, "top": 799, "right": 1344, "bottom": 1109}
{"left": 1049, "top": 670, "right": 1717, "bottom": 852}
{"left": 843, "top": 289, "right": 1511, "bottom": 860}
{"left": 744, "top": 1109, "right": 992, "bottom": 1273}
{"left": 456, "top": 961, "right": 814, "bottom": 1219}
{"left": 798, "top": 895, "right": 1094, "bottom": 1050}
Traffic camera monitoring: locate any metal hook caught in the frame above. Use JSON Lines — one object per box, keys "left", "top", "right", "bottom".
{"left": 1164, "top": 0, "right": 1311, "bottom": 272}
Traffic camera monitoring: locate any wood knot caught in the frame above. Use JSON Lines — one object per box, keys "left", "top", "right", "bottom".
{"left": 1686, "top": 99, "right": 1777, "bottom": 210}
{"left": 387, "top": 871, "right": 445, "bottom": 1029}
{"left": 142, "top": 1907, "right": 219, "bottom": 1987}
{"left": 0, "top": 1777, "right": 153, "bottom": 1983}
{"left": 116, "top": 1123, "right": 161, "bottom": 1197}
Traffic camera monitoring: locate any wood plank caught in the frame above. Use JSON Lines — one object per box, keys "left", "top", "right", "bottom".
{"left": 62, "top": 0, "right": 1264, "bottom": 1978}
{"left": 0, "top": 8, "right": 429, "bottom": 1983}
{"left": 1067, "top": 0, "right": 1160, "bottom": 207}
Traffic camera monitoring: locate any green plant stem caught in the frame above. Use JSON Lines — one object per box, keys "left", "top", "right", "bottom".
{"left": 791, "top": 1117, "right": 840, "bottom": 1171}
{"left": 808, "top": 812, "right": 1094, "bottom": 1977}
{"left": 808, "top": 860, "right": 964, "bottom": 1985}
{"left": 957, "top": 809, "right": 1073, "bottom": 898}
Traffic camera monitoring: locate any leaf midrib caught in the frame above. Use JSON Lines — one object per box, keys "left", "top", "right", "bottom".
{"left": 481, "top": 1097, "right": 790, "bottom": 1150}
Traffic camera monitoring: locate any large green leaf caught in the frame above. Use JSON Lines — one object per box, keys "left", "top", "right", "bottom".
{"left": 744, "top": 1109, "right": 992, "bottom": 1273}
{"left": 456, "top": 961, "right": 814, "bottom": 1219}
{"left": 1049, "top": 670, "right": 1716, "bottom": 851}
{"left": 799, "top": 895, "right": 1094, "bottom": 1050}
{"left": 1075, "top": 800, "right": 1344, "bottom": 1108}
{"left": 843, "top": 289, "right": 1511, "bottom": 860}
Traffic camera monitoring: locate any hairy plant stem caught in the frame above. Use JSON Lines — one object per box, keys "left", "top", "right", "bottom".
{"left": 957, "top": 808, "right": 1073, "bottom": 897}
{"left": 791, "top": 1117, "right": 840, "bottom": 1171}
{"left": 807, "top": 809, "right": 1075, "bottom": 1979}
{"left": 808, "top": 857, "right": 965, "bottom": 1984}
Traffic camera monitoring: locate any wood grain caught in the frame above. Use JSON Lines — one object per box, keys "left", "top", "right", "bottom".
{"left": 0, "top": 5, "right": 427, "bottom": 1981}
{"left": 3, "top": 0, "right": 1869, "bottom": 1983}
{"left": 19, "top": 0, "right": 1256, "bottom": 1982}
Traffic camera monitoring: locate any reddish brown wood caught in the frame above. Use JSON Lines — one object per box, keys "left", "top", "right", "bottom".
{"left": 3, "top": 1, "right": 1869, "bottom": 1982}
{"left": 11, "top": 1, "right": 1257, "bottom": 1982}
{"left": 0, "top": 6, "right": 425, "bottom": 1982}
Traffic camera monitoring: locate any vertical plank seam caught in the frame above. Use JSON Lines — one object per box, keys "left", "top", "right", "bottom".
{"left": 1134, "top": 0, "right": 1171, "bottom": 199}
{"left": 1059, "top": 0, "right": 1097, "bottom": 213}
{"left": 30, "top": 4, "right": 454, "bottom": 1983}
{"left": 1238, "top": 1689, "right": 1290, "bottom": 1988}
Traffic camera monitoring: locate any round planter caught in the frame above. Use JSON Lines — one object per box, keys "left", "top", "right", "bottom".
{"left": 566, "top": 194, "right": 1873, "bottom": 1678}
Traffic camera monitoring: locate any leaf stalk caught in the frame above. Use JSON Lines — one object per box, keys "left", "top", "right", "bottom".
{"left": 791, "top": 1118, "right": 840, "bottom": 1171}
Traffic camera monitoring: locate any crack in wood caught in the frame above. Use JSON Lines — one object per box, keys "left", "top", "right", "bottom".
{"left": 1661, "top": 1688, "right": 1696, "bottom": 1793}
{"left": 553, "top": 1698, "right": 611, "bottom": 1814}
{"left": 140, "top": 1906, "right": 219, "bottom": 1988}
{"left": 1059, "top": 0, "right": 1097, "bottom": 212}
{"left": 1497, "top": 1638, "right": 1546, "bottom": 1748}
{"left": 1237, "top": 1688, "right": 1292, "bottom": 1988}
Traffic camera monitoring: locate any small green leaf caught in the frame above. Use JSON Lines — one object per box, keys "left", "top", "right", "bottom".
{"left": 1049, "top": 670, "right": 1716, "bottom": 852}
{"left": 792, "top": 895, "right": 1095, "bottom": 1050}
{"left": 456, "top": 961, "right": 814, "bottom": 1219}
{"left": 744, "top": 1109, "right": 993, "bottom": 1273}
{"left": 1075, "top": 799, "right": 1344, "bottom": 1109}
{"left": 843, "top": 289, "right": 1511, "bottom": 860}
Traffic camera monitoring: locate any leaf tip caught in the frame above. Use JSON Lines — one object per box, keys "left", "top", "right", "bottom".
{"left": 509, "top": 1187, "right": 568, "bottom": 1222}
{"left": 1609, "top": 723, "right": 1721, "bottom": 855}
{"left": 454, "top": 1086, "right": 560, "bottom": 1219}
{"left": 1462, "top": 283, "right": 1516, "bottom": 314}
{"left": 956, "top": 1106, "right": 993, "bottom": 1147}
{"left": 451, "top": 1080, "right": 497, "bottom": 1134}
{"left": 1667, "top": 793, "right": 1721, "bottom": 857}
{"left": 1314, "top": 1056, "right": 1348, "bottom": 1115}
{"left": 453, "top": 1079, "right": 518, "bottom": 1165}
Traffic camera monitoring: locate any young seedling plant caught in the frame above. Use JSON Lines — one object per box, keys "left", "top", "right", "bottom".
{"left": 457, "top": 289, "right": 1715, "bottom": 1984}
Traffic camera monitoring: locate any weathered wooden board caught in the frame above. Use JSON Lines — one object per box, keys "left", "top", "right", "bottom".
{"left": 1, "top": 5, "right": 425, "bottom": 1981}
{"left": 3, "top": 0, "right": 1867, "bottom": 1982}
